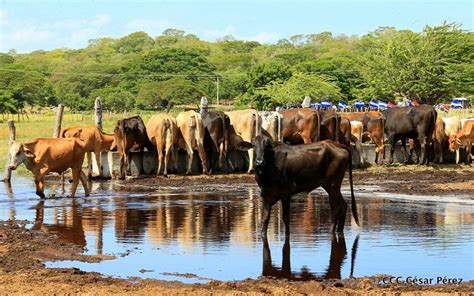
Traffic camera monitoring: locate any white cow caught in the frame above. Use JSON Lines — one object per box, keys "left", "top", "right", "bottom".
{"left": 259, "top": 111, "right": 283, "bottom": 142}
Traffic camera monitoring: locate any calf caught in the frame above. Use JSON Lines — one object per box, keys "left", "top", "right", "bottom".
{"left": 238, "top": 135, "right": 359, "bottom": 240}
{"left": 176, "top": 110, "right": 208, "bottom": 174}
{"left": 61, "top": 126, "right": 116, "bottom": 177}
{"left": 8, "top": 138, "right": 89, "bottom": 198}
{"left": 448, "top": 120, "right": 474, "bottom": 164}
{"left": 114, "top": 116, "right": 153, "bottom": 180}
{"left": 146, "top": 114, "right": 178, "bottom": 176}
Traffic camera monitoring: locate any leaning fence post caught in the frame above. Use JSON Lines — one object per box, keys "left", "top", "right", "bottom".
{"left": 53, "top": 104, "right": 64, "bottom": 138}
{"left": 2, "top": 120, "right": 16, "bottom": 183}
{"left": 94, "top": 96, "right": 103, "bottom": 132}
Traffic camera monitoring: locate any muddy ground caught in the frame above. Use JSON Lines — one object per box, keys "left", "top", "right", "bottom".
{"left": 1, "top": 165, "right": 473, "bottom": 295}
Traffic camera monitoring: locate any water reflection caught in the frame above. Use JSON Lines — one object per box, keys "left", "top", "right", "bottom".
{"left": 262, "top": 234, "right": 359, "bottom": 280}
{"left": 1, "top": 176, "right": 473, "bottom": 282}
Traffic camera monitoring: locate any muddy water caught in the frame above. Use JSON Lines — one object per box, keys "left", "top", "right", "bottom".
{"left": 1, "top": 176, "right": 473, "bottom": 284}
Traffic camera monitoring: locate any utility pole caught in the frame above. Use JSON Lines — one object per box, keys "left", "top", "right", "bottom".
{"left": 216, "top": 76, "right": 220, "bottom": 106}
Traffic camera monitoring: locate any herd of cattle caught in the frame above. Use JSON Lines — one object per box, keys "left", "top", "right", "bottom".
{"left": 7, "top": 105, "right": 474, "bottom": 200}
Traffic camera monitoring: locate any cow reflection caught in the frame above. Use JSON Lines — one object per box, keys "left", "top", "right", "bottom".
{"left": 32, "top": 200, "right": 86, "bottom": 247}
{"left": 262, "top": 234, "right": 359, "bottom": 280}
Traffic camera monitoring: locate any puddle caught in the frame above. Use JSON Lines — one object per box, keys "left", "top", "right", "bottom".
{"left": 1, "top": 176, "right": 473, "bottom": 283}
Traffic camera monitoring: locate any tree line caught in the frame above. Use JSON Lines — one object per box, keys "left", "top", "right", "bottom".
{"left": 0, "top": 23, "right": 472, "bottom": 114}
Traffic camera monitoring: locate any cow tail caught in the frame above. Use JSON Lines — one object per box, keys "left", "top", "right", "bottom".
{"left": 61, "top": 128, "right": 68, "bottom": 138}
{"left": 250, "top": 113, "right": 257, "bottom": 140}
{"left": 223, "top": 114, "right": 230, "bottom": 152}
{"left": 344, "top": 145, "right": 360, "bottom": 226}
{"left": 335, "top": 115, "right": 340, "bottom": 142}
{"left": 277, "top": 113, "right": 282, "bottom": 141}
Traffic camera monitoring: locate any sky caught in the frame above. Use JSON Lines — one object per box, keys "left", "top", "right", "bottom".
{"left": 0, "top": 0, "right": 472, "bottom": 53}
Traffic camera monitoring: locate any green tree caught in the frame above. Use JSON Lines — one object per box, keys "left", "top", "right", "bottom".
{"left": 255, "top": 72, "right": 342, "bottom": 109}
{"left": 358, "top": 23, "right": 472, "bottom": 104}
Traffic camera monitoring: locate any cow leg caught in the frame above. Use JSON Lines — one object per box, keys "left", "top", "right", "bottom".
{"left": 388, "top": 136, "right": 396, "bottom": 164}
{"left": 197, "top": 143, "right": 208, "bottom": 175}
{"left": 35, "top": 177, "right": 46, "bottom": 199}
{"left": 164, "top": 140, "right": 173, "bottom": 177}
{"left": 70, "top": 168, "right": 80, "bottom": 198}
{"left": 94, "top": 150, "right": 103, "bottom": 177}
{"left": 119, "top": 153, "right": 126, "bottom": 180}
{"left": 219, "top": 142, "right": 226, "bottom": 172}
{"left": 79, "top": 170, "right": 90, "bottom": 197}
{"left": 324, "top": 185, "right": 347, "bottom": 233}
{"left": 466, "top": 144, "right": 472, "bottom": 164}
{"left": 455, "top": 149, "right": 460, "bottom": 164}
{"left": 419, "top": 136, "right": 427, "bottom": 165}
{"left": 247, "top": 148, "right": 255, "bottom": 173}
{"left": 261, "top": 198, "right": 273, "bottom": 239}
{"left": 401, "top": 138, "right": 410, "bottom": 164}
{"left": 60, "top": 173, "right": 65, "bottom": 195}
{"left": 281, "top": 198, "right": 291, "bottom": 242}
{"left": 86, "top": 152, "right": 93, "bottom": 178}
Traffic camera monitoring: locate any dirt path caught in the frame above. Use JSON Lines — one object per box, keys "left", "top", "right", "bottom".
{"left": 1, "top": 165, "right": 473, "bottom": 295}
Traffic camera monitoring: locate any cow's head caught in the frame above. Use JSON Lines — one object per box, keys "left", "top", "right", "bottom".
{"left": 237, "top": 134, "right": 275, "bottom": 169}
{"left": 8, "top": 142, "right": 35, "bottom": 170}
{"left": 448, "top": 135, "right": 461, "bottom": 151}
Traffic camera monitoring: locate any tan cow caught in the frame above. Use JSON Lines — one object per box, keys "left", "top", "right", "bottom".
{"left": 8, "top": 138, "right": 90, "bottom": 198}
{"left": 226, "top": 109, "right": 261, "bottom": 173}
{"left": 433, "top": 117, "right": 446, "bottom": 163}
{"left": 176, "top": 110, "right": 207, "bottom": 174}
{"left": 61, "top": 126, "right": 116, "bottom": 177}
{"left": 146, "top": 113, "right": 178, "bottom": 176}
{"left": 350, "top": 120, "right": 364, "bottom": 165}
{"left": 449, "top": 120, "right": 474, "bottom": 164}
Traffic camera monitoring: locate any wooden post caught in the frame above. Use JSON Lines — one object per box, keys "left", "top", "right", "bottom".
{"left": 53, "top": 104, "right": 64, "bottom": 138}
{"left": 95, "top": 96, "right": 103, "bottom": 131}
{"left": 2, "top": 120, "right": 16, "bottom": 183}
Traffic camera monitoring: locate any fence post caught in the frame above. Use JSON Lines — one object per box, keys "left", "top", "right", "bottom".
{"left": 94, "top": 96, "right": 103, "bottom": 131}
{"left": 2, "top": 120, "right": 16, "bottom": 183}
{"left": 53, "top": 104, "right": 64, "bottom": 138}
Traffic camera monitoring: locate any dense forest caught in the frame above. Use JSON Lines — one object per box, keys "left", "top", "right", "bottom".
{"left": 0, "top": 23, "right": 472, "bottom": 114}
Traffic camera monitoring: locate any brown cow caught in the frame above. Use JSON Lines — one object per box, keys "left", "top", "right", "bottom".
{"left": 319, "top": 110, "right": 340, "bottom": 142}
{"left": 340, "top": 111, "right": 385, "bottom": 164}
{"left": 201, "top": 108, "right": 230, "bottom": 173}
{"left": 226, "top": 109, "right": 262, "bottom": 173}
{"left": 448, "top": 120, "right": 474, "bottom": 164}
{"left": 114, "top": 116, "right": 153, "bottom": 180}
{"left": 61, "top": 126, "right": 116, "bottom": 177}
{"left": 146, "top": 114, "right": 178, "bottom": 176}
{"left": 176, "top": 110, "right": 207, "bottom": 175}
{"left": 279, "top": 108, "right": 320, "bottom": 144}
{"left": 8, "top": 138, "right": 90, "bottom": 198}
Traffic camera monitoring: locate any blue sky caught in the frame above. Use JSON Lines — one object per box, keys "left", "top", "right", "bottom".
{"left": 0, "top": 0, "right": 472, "bottom": 53}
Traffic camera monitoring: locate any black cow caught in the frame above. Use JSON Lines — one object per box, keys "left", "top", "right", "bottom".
{"left": 238, "top": 135, "right": 359, "bottom": 240}
{"left": 200, "top": 109, "right": 230, "bottom": 173}
{"left": 383, "top": 105, "right": 437, "bottom": 165}
{"left": 114, "top": 116, "right": 153, "bottom": 180}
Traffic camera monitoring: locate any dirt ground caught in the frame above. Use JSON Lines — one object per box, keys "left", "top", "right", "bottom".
{"left": 1, "top": 165, "right": 473, "bottom": 295}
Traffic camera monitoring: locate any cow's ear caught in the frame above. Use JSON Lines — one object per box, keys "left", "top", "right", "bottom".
{"left": 236, "top": 142, "right": 253, "bottom": 151}
{"left": 23, "top": 146, "right": 35, "bottom": 159}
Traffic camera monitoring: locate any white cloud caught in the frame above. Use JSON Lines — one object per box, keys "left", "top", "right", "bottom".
{"left": 125, "top": 19, "right": 173, "bottom": 36}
